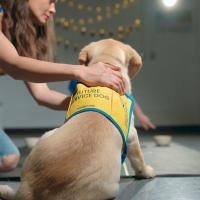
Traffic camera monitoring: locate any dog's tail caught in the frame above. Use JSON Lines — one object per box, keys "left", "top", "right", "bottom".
{"left": 0, "top": 185, "right": 15, "bottom": 200}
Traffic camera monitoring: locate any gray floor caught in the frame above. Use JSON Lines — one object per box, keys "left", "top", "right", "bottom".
{"left": 1, "top": 177, "right": 200, "bottom": 200}
{"left": 1, "top": 131, "right": 200, "bottom": 199}
{"left": 116, "top": 176, "right": 200, "bottom": 200}
{"left": 125, "top": 133, "right": 200, "bottom": 175}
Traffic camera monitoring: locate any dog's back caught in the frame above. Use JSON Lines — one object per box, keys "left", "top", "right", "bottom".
{"left": 15, "top": 112, "right": 122, "bottom": 200}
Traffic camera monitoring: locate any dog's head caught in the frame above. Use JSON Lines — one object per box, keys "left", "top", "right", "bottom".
{"left": 79, "top": 39, "right": 142, "bottom": 80}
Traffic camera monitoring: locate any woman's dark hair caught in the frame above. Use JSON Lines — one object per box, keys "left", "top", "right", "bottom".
{"left": 2, "top": 0, "right": 55, "bottom": 61}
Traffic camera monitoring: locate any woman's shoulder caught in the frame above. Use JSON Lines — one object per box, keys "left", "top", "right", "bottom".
{"left": 0, "top": 67, "right": 5, "bottom": 75}
{"left": 0, "top": 3, "right": 3, "bottom": 21}
{"left": 0, "top": 4, "right": 3, "bottom": 31}
{"left": 0, "top": 4, "right": 3, "bottom": 14}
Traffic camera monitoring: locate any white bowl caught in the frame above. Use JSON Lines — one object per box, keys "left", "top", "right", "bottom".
{"left": 24, "top": 137, "right": 40, "bottom": 149}
{"left": 153, "top": 135, "right": 172, "bottom": 146}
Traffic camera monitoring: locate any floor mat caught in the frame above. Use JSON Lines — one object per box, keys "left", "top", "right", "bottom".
{"left": 123, "top": 140, "right": 200, "bottom": 176}
{"left": 1, "top": 133, "right": 200, "bottom": 177}
{"left": 116, "top": 177, "right": 200, "bottom": 200}
{"left": 1, "top": 177, "right": 200, "bottom": 200}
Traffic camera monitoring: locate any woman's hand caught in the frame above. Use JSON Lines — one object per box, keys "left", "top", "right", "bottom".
{"left": 79, "top": 62, "right": 126, "bottom": 95}
{"left": 138, "top": 113, "right": 156, "bottom": 131}
{"left": 134, "top": 102, "right": 156, "bottom": 131}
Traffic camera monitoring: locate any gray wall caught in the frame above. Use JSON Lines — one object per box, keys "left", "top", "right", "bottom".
{"left": 134, "top": 0, "right": 200, "bottom": 125}
{"left": 0, "top": 0, "right": 199, "bottom": 128}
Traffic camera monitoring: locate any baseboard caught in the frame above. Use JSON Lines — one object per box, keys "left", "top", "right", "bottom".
{"left": 4, "top": 127, "right": 54, "bottom": 136}
{"left": 3, "top": 125, "right": 200, "bottom": 136}
{"left": 137, "top": 125, "right": 200, "bottom": 133}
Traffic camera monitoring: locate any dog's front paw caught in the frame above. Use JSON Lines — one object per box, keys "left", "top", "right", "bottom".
{"left": 135, "top": 165, "right": 155, "bottom": 178}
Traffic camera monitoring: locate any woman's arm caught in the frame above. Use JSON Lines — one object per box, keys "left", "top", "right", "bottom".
{"left": 0, "top": 31, "right": 125, "bottom": 94}
{"left": 0, "top": 31, "right": 78, "bottom": 81}
{"left": 25, "top": 82, "right": 71, "bottom": 110}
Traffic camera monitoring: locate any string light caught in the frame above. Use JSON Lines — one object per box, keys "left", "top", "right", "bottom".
{"left": 56, "top": 17, "right": 141, "bottom": 34}
{"left": 55, "top": 0, "right": 141, "bottom": 51}
{"left": 133, "top": 18, "right": 141, "bottom": 29}
{"left": 58, "top": 0, "right": 136, "bottom": 14}
{"left": 96, "top": 6, "right": 102, "bottom": 13}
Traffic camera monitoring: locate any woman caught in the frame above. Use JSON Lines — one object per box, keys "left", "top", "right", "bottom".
{"left": 0, "top": 0, "right": 124, "bottom": 91}
{"left": 0, "top": 0, "right": 125, "bottom": 172}
{"left": 1, "top": 0, "right": 71, "bottom": 110}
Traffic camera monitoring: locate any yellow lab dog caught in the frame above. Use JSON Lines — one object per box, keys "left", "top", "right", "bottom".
{"left": 0, "top": 39, "right": 155, "bottom": 200}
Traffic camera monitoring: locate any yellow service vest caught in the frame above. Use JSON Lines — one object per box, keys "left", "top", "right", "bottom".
{"left": 65, "top": 83, "right": 134, "bottom": 163}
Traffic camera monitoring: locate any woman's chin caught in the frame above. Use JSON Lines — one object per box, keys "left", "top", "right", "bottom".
{"left": 31, "top": 14, "right": 47, "bottom": 26}
{"left": 34, "top": 16, "right": 47, "bottom": 25}
{"left": 37, "top": 19, "right": 47, "bottom": 25}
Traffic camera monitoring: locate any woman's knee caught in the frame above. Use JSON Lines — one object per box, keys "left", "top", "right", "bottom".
{"left": 0, "top": 154, "right": 20, "bottom": 172}
{"left": 0, "top": 129, "right": 20, "bottom": 171}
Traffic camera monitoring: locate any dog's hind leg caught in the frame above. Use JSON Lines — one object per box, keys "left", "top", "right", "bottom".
{"left": 14, "top": 181, "right": 34, "bottom": 200}
{"left": 127, "top": 119, "right": 155, "bottom": 178}
{"left": 81, "top": 183, "right": 119, "bottom": 200}
{"left": 0, "top": 185, "right": 15, "bottom": 200}
{"left": 41, "top": 128, "right": 58, "bottom": 139}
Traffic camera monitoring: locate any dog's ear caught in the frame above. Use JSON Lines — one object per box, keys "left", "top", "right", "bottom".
{"left": 125, "top": 45, "right": 142, "bottom": 79}
{"left": 79, "top": 44, "right": 91, "bottom": 65}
